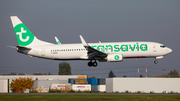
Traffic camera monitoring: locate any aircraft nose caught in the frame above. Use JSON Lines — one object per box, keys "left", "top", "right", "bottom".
{"left": 166, "top": 48, "right": 172, "bottom": 54}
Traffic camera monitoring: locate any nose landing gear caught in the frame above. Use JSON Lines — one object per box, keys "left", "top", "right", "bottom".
{"left": 88, "top": 60, "right": 98, "bottom": 67}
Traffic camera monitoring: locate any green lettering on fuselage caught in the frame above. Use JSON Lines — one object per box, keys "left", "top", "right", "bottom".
{"left": 114, "top": 45, "right": 120, "bottom": 52}
{"left": 136, "top": 42, "right": 139, "bottom": 51}
{"left": 140, "top": 44, "right": 148, "bottom": 51}
{"left": 91, "top": 45, "right": 97, "bottom": 48}
{"left": 97, "top": 45, "right": 105, "bottom": 52}
{"left": 129, "top": 44, "right": 136, "bottom": 51}
{"left": 121, "top": 45, "right": 128, "bottom": 52}
{"left": 106, "top": 45, "right": 113, "bottom": 52}
{"left": 90, "top": 42, "right": 148, "bottom": 53}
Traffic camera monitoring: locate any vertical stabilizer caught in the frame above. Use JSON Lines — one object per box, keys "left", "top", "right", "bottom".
{"left": 10, "top": 16, "right": 52, "bottom": 47}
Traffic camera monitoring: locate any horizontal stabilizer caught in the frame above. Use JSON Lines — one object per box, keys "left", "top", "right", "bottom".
{"left": 16, "top": 46, "right": 31, "bottom": 50}
{"left": 7, "top": 45, "right": 16, "bottom": 49}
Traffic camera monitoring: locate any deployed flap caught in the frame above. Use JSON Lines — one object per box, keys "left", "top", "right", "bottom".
{"left": 79, "top": 35, "right": 107, "bottom": 59}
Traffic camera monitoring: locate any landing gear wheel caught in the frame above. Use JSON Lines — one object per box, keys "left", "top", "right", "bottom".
{"left": 154, "top": 60, "right": 158, "bottom": 64}
{"left": 88, "top": 60, "right": 98, "bottom": 67}
{"left": 88, "top": 62, "right": 93, "bottom": 67}
{"left": 93, "top": 62, "right": 98, "bottom": 67}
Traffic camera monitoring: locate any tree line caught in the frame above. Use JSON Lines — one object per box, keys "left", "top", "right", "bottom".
{"left": 2, "top": 62, "right": 179, "bottom": 78}
{"left": 109, "top": 69, "right": 180, "bottom": 78}
{"left": 154, "top": 69, "right": 179, "bottom": 78}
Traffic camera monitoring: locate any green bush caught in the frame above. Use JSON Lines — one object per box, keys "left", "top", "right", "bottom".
{"left": 84, "top": 90, "right": 90, "bottom": 93}
{"left": 115, "top": 91, "right": 119, "bottom": 93}
{"left": 48, "top": 89, "right": 53, "bottom": 93}
{"left": 69, "top": 90, "right": 75, "bottom": 93}
{"left": 77, "top": 89, "right": 81, "bottom": 93}
{"left": 162, "top": 91, "right": 166, "bottom": 93}
{"left": 137, "top": 91, "right": 141, "bottom": 93}
{"left": 125, "top": 90, "right": 129, "bottom": 93}
{"left": 150, "top": 91, "right": 154, "bottom": 93}
{"left": 169, "top": 91, "right": 175, "bottom": 94}
{"left": 91, "top": 90, "right": 95, "bottom": 93}
{"left": 56, "top": 90, "right": 61, "bottom": 93}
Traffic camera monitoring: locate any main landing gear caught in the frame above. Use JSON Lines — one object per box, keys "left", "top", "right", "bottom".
{"left": 88, "top": 60, "right": 98, "bottom": 67}
{"left": 154, "top": 60, "right": 158, "bottom": 64}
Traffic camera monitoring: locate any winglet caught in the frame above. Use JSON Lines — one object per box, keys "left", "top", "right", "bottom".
{"left": 79, "top": 35, "right": 88, "bottom": 46}
{"left": 54, "top": 36, "right": 61, "bottom": 44}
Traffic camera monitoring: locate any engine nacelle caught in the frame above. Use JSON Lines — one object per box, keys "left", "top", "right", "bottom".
{"left": 105, "top": 54, "right": 123, "bottom": 62}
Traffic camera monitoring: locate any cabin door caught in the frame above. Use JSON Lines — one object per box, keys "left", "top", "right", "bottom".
{"left": 153, "top": 45, "right": 156, "bottom": 52}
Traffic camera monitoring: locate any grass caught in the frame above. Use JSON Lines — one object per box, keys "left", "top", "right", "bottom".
{"left": 0, "top": 94, "right": 180, "bottom": 101}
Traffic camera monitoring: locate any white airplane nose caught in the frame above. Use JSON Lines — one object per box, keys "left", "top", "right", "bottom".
{"left": 166, "top": 48, "right": 172, "bottom": 54}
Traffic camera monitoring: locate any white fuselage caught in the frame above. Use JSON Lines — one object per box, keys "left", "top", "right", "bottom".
{"left": 20, "top": 41, "right": 172, "bottom": 61}
{"left": 10, "top": 16, "right": 172, "bottom": 66}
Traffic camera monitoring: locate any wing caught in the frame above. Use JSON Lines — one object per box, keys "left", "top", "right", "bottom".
{"left": 79, "top": 35, "right": 107, "bottom": 59}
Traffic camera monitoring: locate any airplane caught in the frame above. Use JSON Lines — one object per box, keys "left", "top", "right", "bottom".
{"left": 10, "top": 16, "right": 172, "bottom": 67}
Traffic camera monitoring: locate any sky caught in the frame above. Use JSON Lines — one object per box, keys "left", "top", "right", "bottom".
{"left": 0, "top": 0, "right": 180, "bottom": 78}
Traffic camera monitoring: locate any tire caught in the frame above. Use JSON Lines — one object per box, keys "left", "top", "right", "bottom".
{"left": 154, "top": 60, "right": 158, "bottom": 64}
{"left": 93, "top": 62, "right": 98, "bottom": 67}
{"left": 88, "top": 62, "right": 93, "bottom": 67}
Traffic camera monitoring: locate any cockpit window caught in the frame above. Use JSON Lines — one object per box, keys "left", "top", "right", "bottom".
{"left": 160, "top": 45, "right": 166, "bottom": 48}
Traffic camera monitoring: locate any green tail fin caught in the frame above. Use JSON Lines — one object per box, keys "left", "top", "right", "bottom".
{"left": 10, "top": 16, "right": 52, "bottom": 47}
